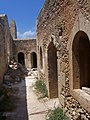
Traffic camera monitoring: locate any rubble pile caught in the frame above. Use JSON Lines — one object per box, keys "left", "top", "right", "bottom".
{"left": 28, "top": 68, "right": 38, "bottom": 79}
{"left": 4, "top": 59, "right": 28, "bottom": 85}
{"left": 65, "top": 96, "right": 90, "bottom": 120}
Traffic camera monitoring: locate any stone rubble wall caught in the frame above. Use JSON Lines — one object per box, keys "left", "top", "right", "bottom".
{"left": 37, "top": 0, "right": 90, "bottom": 119}
{"left": 0, "top": 15, "right": 13, "bottom": 84}
{"left": 3, "top": 15, "right": 14, "bottom": 63}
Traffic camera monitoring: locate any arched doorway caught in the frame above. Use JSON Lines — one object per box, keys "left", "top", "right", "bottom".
{"left": 31, "top": 52, "right": 37, "bottom": 68}
{"left": 72, "top": 31, "right": 90, "bottom": 89}
{"left": 18, "top": 52, "right": 25, "bottom": 65}
{"left": 48, "top": 41, "right": 58, "bottom": 98}
{"left": 40, "top": 47, "right": 43, "bottom": 69}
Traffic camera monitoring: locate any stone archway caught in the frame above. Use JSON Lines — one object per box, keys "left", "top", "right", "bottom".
{"left": 18, "top": 52, "right": 25, "bottom": 65}
{"left": 72, "top": 31, "right": 90, "bottom": 89}
{"left": 31, "top": 52, "right": 37, "bottom": 68}
{"left": 40, "top": 47, "right": 43, "bottom": 69}
{"left": 47, "top": 41, "right": 58, "bottom": 98}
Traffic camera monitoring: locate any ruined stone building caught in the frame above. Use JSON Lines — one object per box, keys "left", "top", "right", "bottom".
{"left": 37, "top": 0, "right": 90, "bottom": 119}
{"left": 10, "top": 20, "right": 37, "bottom": 70}
{"left": 0, "top": 15, "right": 37, "bottom": 84}
{"left": 13, "top": 39, "right": 37, "bottom": 69}
{"left": 0, "top": 0, "right": 90, "bottom": 119}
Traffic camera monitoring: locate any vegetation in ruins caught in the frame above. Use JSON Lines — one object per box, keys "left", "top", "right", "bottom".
{"left": 35, "top": 80, "right": 48, "bottom": 98}
{"left": 46, "top": 107, "right": 69, "bottom": 120}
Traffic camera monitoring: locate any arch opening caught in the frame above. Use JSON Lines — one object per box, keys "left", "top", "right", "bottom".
{"left": 18, "top": 52, "right": 25, "bottom": 65}
{"left": 72, "top": 31, "right": 90, "bottom": 89}
{"left": 48, "top": 42, "right": 58, "bottom": 98}
{"left": 40, "top": 47, "right": 43, "bottom": 69}
{"left": 31, "top": 52, "right": 37, "bottom": 68}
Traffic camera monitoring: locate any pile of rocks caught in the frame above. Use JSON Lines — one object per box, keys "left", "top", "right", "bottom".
{"left": 3, "top": 59, "right": 28, "bottom": 85}
{"left": 65, "top": 96, "right": 90, "bottom": 120}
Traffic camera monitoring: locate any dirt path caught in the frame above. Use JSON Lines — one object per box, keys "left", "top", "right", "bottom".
{"left": 26, "top": 74, "right": 59, "bottom": 120}
{"left": 26, "top": 75, "right": 48, "bottom": 120}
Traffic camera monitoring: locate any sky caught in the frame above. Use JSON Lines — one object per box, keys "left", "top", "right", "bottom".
{"left": 0, "top": 0, "right": 45, "bottom": 38}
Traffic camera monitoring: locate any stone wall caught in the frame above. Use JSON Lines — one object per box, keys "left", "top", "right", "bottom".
{"left": 3, "top": 15, "right": 14, "bottom": 63}
{"left": 10, "top": 20, "right": 17, "bottom": 39}
{"left": 37, "top": 0, "right": 90, "bottom": 119}
{"left": 13, "top": 39, "right": 37, "bottom": 69}
{"left": 0, "top": 14, "right": 37, "bottom": 84}
{"left": 0, "top": 15, "right": 13, "bottom": 84}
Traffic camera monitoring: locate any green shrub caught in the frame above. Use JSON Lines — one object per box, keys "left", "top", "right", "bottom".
{"left": 35, "top": 80, "right": 48, "bottom": 98}
{"left": 46, "top": 107, "right": 69, "bottom": 120}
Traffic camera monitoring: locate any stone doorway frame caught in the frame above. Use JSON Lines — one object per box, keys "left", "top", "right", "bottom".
{"left": 68, "top": 13, "right": 90, "bottom": 113}
{"left": 46, "top": 36, "right": 59, "bottom": 99}
{"left": 72, "top": 31, "right": 90, "bottom": 89}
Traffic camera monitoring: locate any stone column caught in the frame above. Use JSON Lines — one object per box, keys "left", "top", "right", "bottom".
{"left": 25, "top": 53, "right": 27, "bottom": 68}
{"left": 25, "top": 53, "right": 31, "bottom": 70}
{"left": 27, "top": 53, "right": 31, "bottom": 69}
{"left": 29, "top": 53, "right": 31, "bottom": 69}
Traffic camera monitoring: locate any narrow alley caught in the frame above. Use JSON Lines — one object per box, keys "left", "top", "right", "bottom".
{"left": 1, "top": 68, "right": 59, "bottom": 120}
